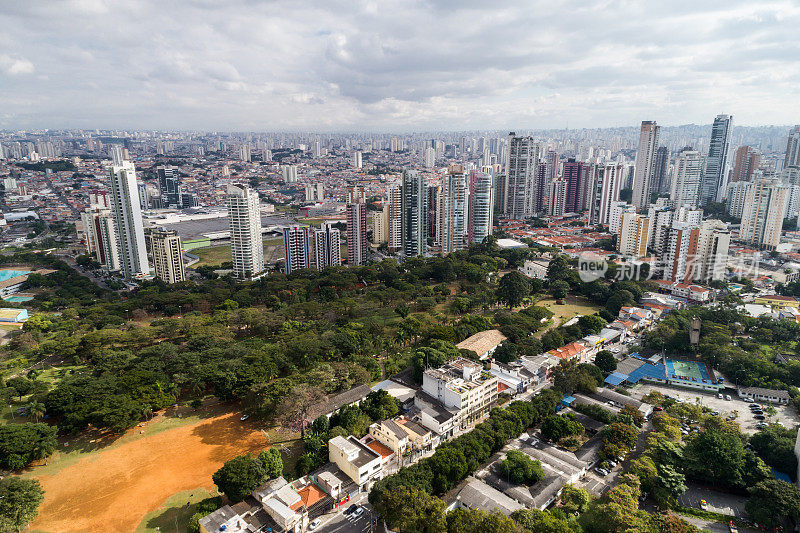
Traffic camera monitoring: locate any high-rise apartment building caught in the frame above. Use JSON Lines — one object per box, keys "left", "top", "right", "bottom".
{"left": 784, "top": 125, "right": 800, "bottom": 169}
{"left": 440, "top": 166, "right": 468, "bottom": 254}
{"left": 609, "top": 201, "right": 636, "bottom": 235}
{"left": 239, "top": 145, "right": 251, "bottom": 162}
{"left": 731, "top": 146, "right": 760, "bottom": 183}
{"left": 725, "top": 181, "right": 750, "bottom": 218}
{"left": 661, "top": 220, "right": 729, "bottom": 283}
{"left": 617, "top": 212, "right": 651, "bottom": 257}
{"left": 424, "top": 147, "right": 436, "bottom": 169}
{"left": 346, "top": 198, "right": 368, "bottom": 265}
{"left": 108, "top": 161, "right": 149, "bottom": 279}
{"left": 157, "top": 165, "right": 197, "bottom": 209}
{"left": 304, "top": 183, "right": 324, "bottom": 202}
{"left": 402, "top": 170, "right": 427, "bottom": 257}
{"left": 227, "top": 184, "right": 264, "bottom": 279}
{"left": 670, "top": 148, "right": 703, "bottom": 207}
{"left": 282, "top": 165, "right": 298, "bottom": 183}
{"left": 468, "top": 171, "right": 493, "bottom": 244}
{"left": 353, "top": 150, "right": 363, "bottom": 169}
{"left": 700, "top": 114, "right": 733, "bottom": 205}
{"left": 282, "top": 225, "right": 312, "bottom": 274}
{"left": 548, "top": 178, "right": 567, "bottom": 217}
{"left": 562, "top": 159, "right": 584, "bottom": 213}
{"left": 371, "top": 207, "right": 388, "bottom": 244}
{"left": 312, "top": 223, "right": 342, "bottom": 270}
{"left": 388, "top": 185, "right": 403, "bottom": 252}
{"left": 588, "top": 163, "right": 624, "bottom": 225}
{"left": 148, "top": 229, "right": 185, "bottom": 284}
{"left": 504, "top": 134, "right": 541, "bottom": 219}
{"left": 632, "top": 121, "right": 661, "bottom": 210}
{"left": 739, "top": 179, "right": 788, "bottom": 250}
{"left": 653, "top": 146, "right": 670, "bottom": 195}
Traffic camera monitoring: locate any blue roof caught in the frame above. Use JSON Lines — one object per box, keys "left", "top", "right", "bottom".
{"left": 560, "top": 396, "right": 576, "bottom": 405}
{"left": 605, "top": 372, "right": 628, "bottom": 386}
{"left": 627, "top": 362, "right": 668, "bottom": 383}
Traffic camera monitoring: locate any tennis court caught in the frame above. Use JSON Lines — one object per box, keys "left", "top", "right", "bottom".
{"left": 666, "top": 359, "right": 711, "bottom": 382}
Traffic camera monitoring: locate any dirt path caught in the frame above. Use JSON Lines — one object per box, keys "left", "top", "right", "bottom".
{"left": 29, "top": 412, "right": 269, "bottom": 533}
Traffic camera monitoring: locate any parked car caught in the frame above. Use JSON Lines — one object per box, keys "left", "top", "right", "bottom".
{"left": 743, "top": 398, "right": 754, "bottom": 403}
{"left": 752, "top": 410, "right": 764, "bottom": 415}
{"left": 596, "top": 467, "right": 609, "bottom": 476}
{"left": 240, "top": 414, "right": 250, "bottom": 421}
{"left": 754, "top": 415, "right": 765, "bottom": 420}
{"left": 344, "top": 504, "right": 358, "bottom": 515}
{"left": 717, "top": 393, "right": 723, "bottom": 399}
{"left": 309, "top": 518, "right": 322, "bottom": 530}
{"left": 725, "top": 395, "right": 732, "bottom": 401}
{"left": 751, "top": 403, "right": 761, "bottom": 409}
{"left": 352, "top": 507, "right": 364, "bottom": 519}
{"left": 654, "top": 406, "right": 664, "bottom": 412}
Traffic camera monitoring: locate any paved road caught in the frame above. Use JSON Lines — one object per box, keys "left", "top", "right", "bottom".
{"left": 316, "top": 494, "right": 376, "bottom": 533}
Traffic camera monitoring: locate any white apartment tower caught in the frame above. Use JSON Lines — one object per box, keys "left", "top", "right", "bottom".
{"left": 548, "top": 178, "right": 567, "bottom": 217}
{"left": 504, "top": 134, "right": 541, "bottom": 219}
{"left": 388, "top": 185, "right": 403, "bottom": 252}
{"left": 108, "top": 161, "right": 149, "bottom": 279}
{"left": 670, "top": 148, "right": 703, "bottom": 207}
{"left": 588, "top": 163, "right": 624, "bottom": 225}
{"left": 617, "top": 212, "right": 651, "bottom": 258}
{"left": 226, "top": 184, "right": 264, "bottom": 279}
{"left": 740, "top": 179, "right": 789, "bottom": 250}
{"left": 468, "top": 171, "right": 494, "bottom": 244}
{"left": 785, "top": 125, "right": 800, "bottom": 169}
{"left": 632, "top": 121, "right": 661, "bottom": 210}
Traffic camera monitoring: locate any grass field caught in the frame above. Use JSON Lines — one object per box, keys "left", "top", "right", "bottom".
{"left": 192, "top": 238, "right": 285, "bottom": 268}
{"left": 23, "top": 402, "right": 300, "bottom": 533}
{"left": 536, "top": 295, "right": 600, "bottom": 323}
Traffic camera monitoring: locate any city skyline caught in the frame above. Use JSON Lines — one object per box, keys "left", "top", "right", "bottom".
{"left": 2, "top": 1, "right": 799, "bottom": 131}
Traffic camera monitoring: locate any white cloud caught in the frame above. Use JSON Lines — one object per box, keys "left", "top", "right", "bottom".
{"left": 0, "top": 55, "right": 35, "bottom": 76}
{"left": 0, "top": 0, "right": 799, "bottom": 130}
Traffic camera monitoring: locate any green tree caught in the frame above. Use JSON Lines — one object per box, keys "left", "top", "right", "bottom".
{"left": 578, "top": 314, "right": 606, "bottom": 335}
{"left": 446, "top": 508, "right": 522, "bottom": 533}
{"left": 257, "top": 448, "right": 283, "bottom": 479}
{"left": 550, "top": 280, "right": 570, "bottom": 300}
{"left": 496, "top": 271, "right": 531, "bottom": 308}
{"left": 745, "top": 479, "right": 800, "bottom": 528}
{"left": 497, "top": 450, "right": 544, "bottom": 485}
{"left": 512, "top": 508, "right": 575, "bottom": 533}
{"left": 540, "top": 415, "right": 584, "bottom": 442}
{"left": 594, "top": 350, "right": 617, "bottom": 373}
{"left": 559, "top": 484, "right": 591, "bottom": 514}
{"left": 212, "top": 451, "right": 281, "bottom": 502}
{"left": 0, "top": 477, "right": 45, "bottom": 533}
{"left": 374, "top": 485, "right": 446, "bottom": 533}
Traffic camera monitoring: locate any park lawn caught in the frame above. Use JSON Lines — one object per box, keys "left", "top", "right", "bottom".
{"left": 533, "top": 295, "right": 600, "bottom": 337}
{"left": 135, "top": 488, "right": 219, "bottom": 533}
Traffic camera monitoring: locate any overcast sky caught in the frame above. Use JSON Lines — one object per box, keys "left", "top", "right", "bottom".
{"left": 2, "top": 0, "right": 799, "bottom": 132}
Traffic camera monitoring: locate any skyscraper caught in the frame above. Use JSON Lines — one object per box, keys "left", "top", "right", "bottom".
{"left": 588, "top": 163, "right": 624, "bottom": 225}
{"left": 731, "top": 146, "right": 760, "bottom": 183}
{"left": 227, "top": 184, "right": 264, "bottom": 279}
{"left": 282, "top": 225, "right": 312, "bottom": 273}
{"left": 312, "top": 223, "right": 341, "bottom": 270}
{"left": 562, "top": 159, "right": 584, "bottom": 213}
{"left": 388, "top": 185, "right": 403, "bottom": 252}
{"left": 617, "top": 212, "right": 651, "bottom": 258}
{"left": 504, "top": 133, "right": 541, "bottom": 219}
{"left": 785, "top": 125, "right": 800, "bottom": 169}
{"left": 346, "top": 194, "right": 368, "bottom": 265}
{"left": 670, "top": 148, "right": 703, "bottom": 207}
{"left": 282, "top": 165, "right": 298, "bottom": 183}
{"left": 402, "top": 170, "right": 427, "bottom": 257}
{"left": 632, "top": 121, "right": 660, "bottom": 210}
{"left": 548, "top": 178, "right": 567, "bottom": 217}
{"left": 353, "top": 150, "right": 363, "bottom": 169}
{"left": 700, "top": 114, "right": 733, "bottom": 205}
{"left": 371, "top": 207, "right": 388, "bottom": 244}
{"left": 148, "top": 229, "right": 185, "bottom": 284}
{"left": 424, "top": 147, "right": 436, "bottom": 169}
{"left": 653, "top": 146, "right": 670, "bottom": 195}
{"left": 468, "top": 170, "right": 493, "bottom": 244}
{"left": 739, "top": 179, "right": 788, "bottom": 250}
{"left": 108, "top": 161, "right": 149, "bottom": 279}
{"left": 440, "top": 166, "right": 468, "bottom": 254}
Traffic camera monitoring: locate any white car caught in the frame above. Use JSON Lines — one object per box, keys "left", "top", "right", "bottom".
{"left": 240, "top": 414, "right": 250, "bottom": 421}
{"left": 352, "top": 507, "right": 364, "bottom": 519}
{"left": 309, "top": 518, "right": 322, "bottom": 530}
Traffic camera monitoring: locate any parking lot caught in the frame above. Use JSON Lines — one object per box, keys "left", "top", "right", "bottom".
{"left": 631, "top": 383, "right": 798, "bottom": 434}
{"left": 679, "top": 483, "right": 749, "bottom": 518}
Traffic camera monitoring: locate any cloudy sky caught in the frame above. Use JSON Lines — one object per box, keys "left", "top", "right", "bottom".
{"left": 2, "top": 0, "right": 799, "bottom": 131}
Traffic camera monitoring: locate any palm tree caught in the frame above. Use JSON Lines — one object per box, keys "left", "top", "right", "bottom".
{"left": 27, "top": 400, "right": 45, "bottom": 423}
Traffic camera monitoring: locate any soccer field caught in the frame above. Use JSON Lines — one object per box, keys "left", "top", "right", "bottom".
{"left": 666, "top": 359, "right": 710, "bottom": 381}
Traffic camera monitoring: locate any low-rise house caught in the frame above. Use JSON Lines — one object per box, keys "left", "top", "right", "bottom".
{"left": 451, "top": 477, "right": 525, "bottom": 515}
{"left": 547, "top": 341, "right": 591, "bottom": 363}
{"left": 368, "top": 418, "right": 410, "bottom": 456}
{"left": 0, "top": 308, "right": 28, "bottom": 323}
{"left": 737, "top": 386, "right": 791, "bottom": 404}
{"left": 518, "top": 259, "right": 550, "bottom": 280}
{"left": 307, "top": 384, "right": 371, "bottom": 421}
{"left": 328, "top": 435, "right": 382, "bottom": 491}
{"left": 520, "top": 354, "right": 559, "bottom": 383}
{"left": 456, "top": 329, "right": 507, "bottom": 360}
{"left": 754, "top": 294, "right": 800, "bottom": 309}
{"left": 488, "top": 360, "right": 536, "bottom": 395}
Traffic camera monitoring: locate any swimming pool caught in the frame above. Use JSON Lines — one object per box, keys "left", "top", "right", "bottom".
{"left": 0, "top": 269, "right": 30, "bottom": 282}
{"left": 4, "top": 295, "right": 33, "bottom": 302}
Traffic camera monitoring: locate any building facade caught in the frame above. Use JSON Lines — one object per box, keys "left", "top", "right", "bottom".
{"left": 108, "top": 161, "right": 149, "bottom": 279}
{"left": 227, "top": 184, "right": 264, "bottom": 279}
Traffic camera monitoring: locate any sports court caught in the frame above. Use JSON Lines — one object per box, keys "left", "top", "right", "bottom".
{"left": 666, "top": 359, "right": 712, "bottom": 382}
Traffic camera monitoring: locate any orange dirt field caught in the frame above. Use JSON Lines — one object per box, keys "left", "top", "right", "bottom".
{"left": 29, "top": 412, "right": 269, "bottom": 533}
